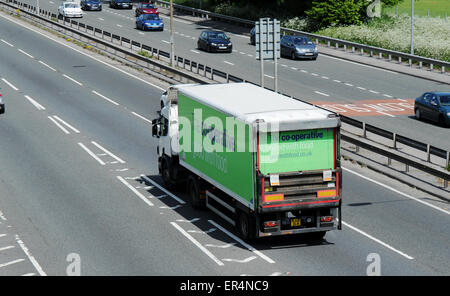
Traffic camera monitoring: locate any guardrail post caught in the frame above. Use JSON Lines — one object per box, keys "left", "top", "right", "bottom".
{"left": 379, "top": 52, "right": 382, "bottom": 59}
{"left": 352, "top": 46, "right": 355, "bottom": 53}
{"left": 388, "top": 54, "right": 392, "bottom": 61}
{"left": 370, "top": 50, "right": 373, "bottom": 57}
{"left": 405, "top": 164, "right": 409, "bottom": 173}
{"left": 430, "top": 64, "right": 433, "bottom": 71}
{"left": 360, "top": 48, "right": 364, "bottom": 55}
{"left": 442, "top": 66, "right": 445, "bottom": 74}
{"left": 419, "top": 61, "right": 422, "bottom": 69}
{"left": 398, "top": 56, "right": 402, "bottom": 64}
{"left": 362, "top": 122, "right": 366, "bottom": 138}
{"left": 427, "top": 144, "right": 431, "bottom": 162}
{"left": 393, "top": 133, "right": 397, "bottom": 149}
{"left": 335, "top": 43, "right": 338, "bottom": 49}
{"left": 387, "top": 157, "right": 391, "bottom": 166}
{"left": 409, "top": 58, "right": 412, "bottom": 67}
{"left": 327, "top": 41, "right": 330, "bottom": 47}
{"left": 343, "top": 45, "right": 346, "bottom": 51}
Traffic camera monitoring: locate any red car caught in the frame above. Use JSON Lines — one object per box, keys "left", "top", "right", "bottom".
{"left": 135, "top": 3, "right": 158, "bottom": 17}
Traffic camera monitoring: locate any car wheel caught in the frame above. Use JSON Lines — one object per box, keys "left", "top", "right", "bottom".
{"left": 415, "top": 108, "right": 421, "bottom": 120}
{"left": 439, "top": 115, "right": 446, "bottom": 127}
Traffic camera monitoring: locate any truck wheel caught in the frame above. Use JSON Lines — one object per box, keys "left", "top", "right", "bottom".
{"left": 188, "top": 176, "right": 205, "bottom": 209}
{"left": 237, "top": 211, "right": 255, "bottom": 241}
{"left": 161, "top": 158, "right": 173, "bottom": 190}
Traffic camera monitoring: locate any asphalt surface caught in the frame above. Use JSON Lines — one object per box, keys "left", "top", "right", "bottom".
{"left": 0, "top": 13, "right": 449, "bottom": 276}
{"left": 10, "top": 0, "right": 450, "bottom": 151}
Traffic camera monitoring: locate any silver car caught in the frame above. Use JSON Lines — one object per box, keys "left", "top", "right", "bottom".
{"left": 58, "top": 2, "right": 83, "bottom": 18}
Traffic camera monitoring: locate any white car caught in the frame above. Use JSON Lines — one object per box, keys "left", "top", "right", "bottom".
{"left": 58, "top": 2, "right": 83, "bottom": 18}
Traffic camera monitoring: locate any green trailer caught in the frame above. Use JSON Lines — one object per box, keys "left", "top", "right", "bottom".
{"left": 153, "top": 83, "right": 342, "bottom": 240}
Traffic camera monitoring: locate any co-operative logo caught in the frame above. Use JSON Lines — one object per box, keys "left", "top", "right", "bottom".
{"left": 367, "top": 0, "right": 381, "bottom": 18}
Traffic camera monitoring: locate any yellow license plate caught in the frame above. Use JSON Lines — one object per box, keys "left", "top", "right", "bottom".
{"left": 290, "top": 218, "right": 301, "bottom": 227}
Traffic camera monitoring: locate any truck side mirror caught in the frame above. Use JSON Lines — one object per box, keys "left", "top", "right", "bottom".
{"left": 152, "top": 118, "right": 160, "bottom": 138}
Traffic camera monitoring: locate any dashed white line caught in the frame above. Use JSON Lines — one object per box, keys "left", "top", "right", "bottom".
{"left": 223, "top": 256, "right": 257, "bottom": 263}
{"left": 48, "top": 116, "right": 70, "bottom": 134}
{"left": 116, "top": 24, "right": 123, "bottom": 28}
{"left": 357, "top": 86, "right": 367, "bottom": 90}
{"left": 18, "top": 49, "right": 34, "bottom": 58}
{"left": 224, "top": 61, "right": 234, "bottom": 66}
{"left": 91, "top": 141, "right": 126, "bottom": 164}
{"left": 63, "top": 74, "right": 83, "bottom": 86}
{"left": 383, "top": 94, "right": 393, "bottom": 98}
{"left": 190, "top": 49, "right": 200, "bottom": 54}
{"left": 162, "top": 40, "right": 170, "bottom": 44}
{"left": 205, "top": 243, "right": 236, "bottom": 248}
{"left": 78, "top": 142, "right": 106, "bottom": 165}
{"left": 140, "top": 175, "right": 186, "bottom": 204}
{"left": 344, "top": 83, "right": 354, "bottom": 87}
{"left": 117, "top": 176, "right": 154, "bottom": 207}
{"left": 1, "top": 39, "right": 13, "bottom": 47}
{"left": 131, "top": 111, "right": 153, "bottom": 124}
{"left": 171, "top": 222, "right": 224, "bottom": 266}
{"left": 92, "top": 90, "right": 120, "bottom": 106}
{"left": 300, "top": 70, "right": 308, "bottom": 73}
{"left": 369, "top": 90, "right": 380, "bottom": 94}
{"left": 333, "top": 79, "right": 341, "bottom": 83}
{"left": 38, "top": 60, "right": 57, "bottom": 72}
{"left": 311, "top": 73, "right": 319, "bottom": 76}
{"left": 0, "top": 258, "right": 25, "bottom": 268}
{"left": 1, "top": 78, "right": 19, "bottom": 91}
{"left": 264, "top": 74, "right": 274, "bottom": 79}
{"left": 98, "top": 17, "right": 104, "bottom": 21}
{"left": 0, "top": 245, "right": 14, "bottom": 252}
{"left": 25, "top": 95, "right": 46, "bottom": 111}
{"left": 290, "top": 67, "right": 298, "bottom": 70}
{"left": 314, "top": 91, "right": 329, "bottom": 97}
{"left": 321, "top": 76, "right": 329, "bottom": 79}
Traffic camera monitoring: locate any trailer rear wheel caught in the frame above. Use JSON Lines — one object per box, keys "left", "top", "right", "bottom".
{"left": 161, "top": 158, "right": 173, "bottom": 190}
{"left": 188, "top": 175, "right": 205, "bottom": 209}
{"left": 237, "top": 211, "right": 255, "bottom": 241}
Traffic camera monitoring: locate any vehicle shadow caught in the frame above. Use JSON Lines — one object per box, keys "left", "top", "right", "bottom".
{"left": 137, "top": 174, "right": 336, "bottom": 252}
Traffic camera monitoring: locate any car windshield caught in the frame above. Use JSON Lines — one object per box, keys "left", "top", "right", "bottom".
{"left": 439, "top": 95, "right": 450, "bottom": 105}
{"left": 208, "top": 32, "right": 228, "bottom": 39}
{"left": 293, "top": 37, "right": 313, "bottom": 45}
{"left": 65, "top": 3, "right": 79, "bottom": 8}
{"left": 142, "top": 14, "right": 160, "bottom": 20}
{"left": 142, "top": 4, "right": 155, "bottom": 8}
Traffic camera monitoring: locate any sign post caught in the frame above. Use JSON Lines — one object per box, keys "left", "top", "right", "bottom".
{"left": 255, "top": 18, "right": 280, "bottom": 91}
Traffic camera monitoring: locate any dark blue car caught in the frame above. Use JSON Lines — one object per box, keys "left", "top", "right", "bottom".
{"left": 250, "top": 26, "right": 255, "bottom": 45}
{"left": 280, "top": 35, "right": 318, "bottom": 60}
{"left": 110, "top": 0, "right": 132, "bottom": 9}
{"left": 415, "top": 92, "right": 450, "bottom": 126}
{"left": 197, "top": 30, "right": 232, "bottom": 53}
{"left": 136, "top": 14, "right": 164, "bottom": 31}
{"left": 80, "top": 0, "right": 102, "bottom": 11}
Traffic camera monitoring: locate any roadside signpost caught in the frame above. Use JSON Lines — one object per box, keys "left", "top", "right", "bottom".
{"left": 255, "top": 18, "right": 280, "bottom": 91}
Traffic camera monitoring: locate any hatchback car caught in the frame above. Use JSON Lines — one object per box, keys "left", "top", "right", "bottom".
{"left": 136, "top": 13, "right": 164, "bottom": 31}
{"left": 197, "top": 31, "right": 232, "bottom": 53}
{"left": 110, "top": 0, "right": 132, "bottom": 9}
{"left": 0, "top": 93, "right": 4, "bottom": 115}
{"left": 280, "top": 35, "right": 318, "bottom": 60}
{"left": 80, "top": 0, "right": 102, "bottom": 11}
{"left": 135, "top": 3, "right": 158, "bottom": 17}
{"left": 414, "top": 92, "right": 450, "bottom": 126}
{"left": 58, "top": 2, "right": 83, "bottom": 18}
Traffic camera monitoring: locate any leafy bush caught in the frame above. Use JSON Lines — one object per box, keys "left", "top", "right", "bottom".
{"left": 316, "top": 15, "right": 450, "bottom": 62}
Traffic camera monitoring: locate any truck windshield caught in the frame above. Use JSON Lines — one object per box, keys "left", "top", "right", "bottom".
{"left": 258, "top": 128, "right": 335, "bottom": 174}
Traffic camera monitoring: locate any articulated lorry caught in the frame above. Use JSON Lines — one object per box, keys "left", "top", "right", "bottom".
{"left": 152, "top": 83, "right": 342, "bottom": 240}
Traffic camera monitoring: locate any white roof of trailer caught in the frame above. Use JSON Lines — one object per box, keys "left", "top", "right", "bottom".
{"left": 174, "top": 83, "right": 339, "bottom": 131}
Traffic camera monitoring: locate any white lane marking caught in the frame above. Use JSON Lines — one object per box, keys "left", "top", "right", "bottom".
{"left": 344, "top": 83, "right": 354, "bottom": 87}
{"left": 187, "top": 228, "right": 216, "bottom": 234}
{"left": 52, "top": 115, "right": 80, "bottom": 133}
{"left": 38, "top": 60, "right": 57, "bottom": 72}
{"left": 0, "top": 258, "right": 25, "bottom": 268}
{"left": 115, "top": 168, "right": 129, "bottom": 172}
{"left": 91, "top": 141, "right": 126, "bottom": 164}
{"left": 15, "top": 235, "right": 47, "bottom": 276}
{"left": 247, "top": 54, "right": 252, "bottom": 57}
{"left": 117, "top": 176, "right": 154, "bottom": 207}
{"left": 342, "top": 221, "right": 413, "bottom": 260}
{"left": 376, "top": 111, "right": 395, "bottom": 117}
{"left": 333, "top": 79, "right": 341, "bottom": 83}
{"left": 342, "top": 167, "right": 450, "bottom": 216}
{"left": 92, "top": 90, "right": 120, "bottom": 106}
{"left": 162, "top": 40, "right": 170, "bottom": 44}
{"left": 140, "top": 175, "right": 186, "bottom": 204}
{"left": 63, "top": 74, "right": 83, "bottom": 86}
{"left": 78, "top": 142, "right": 106, "bottom": 165}
{"left": 24, "top": 95, "right": 46, "bottom": 111}
{"left": 21, "top": 273, "right": 36, "bottom": 276}
{"left": 383, "top": 94, "right": 393, "bottom": 98}
{"left": 98, "top": 18, "right": 104, "bottom": 21}
{"left": 357, "top": 86, "right": 367, "bottom": 90}
{"left": 320, "top": 54, "right": 398, "bottom": 74}
{"left": 116, "top": 24, "right": 123, "bottom": 28}
{"left": 314, "top": 91, "right": 329, "bottom": 97}
{"left": 223, "top": 61, "right": 234, "bottom": 66}
{"left": 290, "top": 67, "right": 298, "bottom": 70}
{"left": 49, "top": 1, "right": 54, "bottom": 3}
{"left": 208, "top": 220, "right": 275, "bottom": 264}
{"left": 176, "top": 218, "right": 201, "bottom": 223}
{"left": 159, "top": 205, "right": 182, "bottom": 210}
{"left": 311, "top": 73, "right": 319, "bottom": 76}
{"left": 131, "top": 112, "right": 152, "bottom": 124}
{"left": 190, "top": 49, "right": 200, "bottom": 54}
{"left": 321, "top": 76, "right": 329, "bottom": 79}
{"left": 369, "top": 90, "right": 380, "bottom": 94}
{"left": 138, "top": 32, "right": 144, "bottom": 35}
{"left": 205, "top": 243, "right": 236, "bottom": 248}
{"left": 223, "top": 256, "right": 257, "bottom": 263}
{"left": 300, "top": 70, "right": 308, "bottom": 73}
{"left": 1, "top": 78, "right": 19, "bottom": 91}
{"left": 264, "top": 74, "right": 274, "bottom": 79}
{"left": 18, "top": 49, "right": 34, "bottom": 58}
{"left": 0, "top": 245, "right": 14, "bottom": 252}
{"left": 239, "top": 52, "right": 246, "bottom": 55}
{"left": 281, "top": 64, "right": 288, "bottom": 68}
{"left": 0, "top": 14, "right": 165, "bottom": 91}
{"left": 48, "top": 116, "right": 70, "bottom": 134}
{"left": 1, "top": 39, "right": 14, "bottom": 47}
{"left": 171, "top": 222, "right": 224, "bottom": 266}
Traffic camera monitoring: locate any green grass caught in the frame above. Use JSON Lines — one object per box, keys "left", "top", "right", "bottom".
{"left": 383, "top": 0, "right": 450, "bottom": 18}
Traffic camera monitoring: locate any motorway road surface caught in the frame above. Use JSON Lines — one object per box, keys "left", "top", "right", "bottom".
{"left": 8, "top": 0, "right": 450, "bottom": 152}
{"left": 0, "top": 11, "right": 449, "bottom": 276}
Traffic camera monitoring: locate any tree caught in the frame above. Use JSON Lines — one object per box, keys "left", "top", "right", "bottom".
{"left": 306, "top": 0, "right": 364, "bottom": 30}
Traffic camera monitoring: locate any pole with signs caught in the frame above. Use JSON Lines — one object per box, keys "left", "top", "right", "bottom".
{"left": 170, "top": 0, "right": 175, "bottom": 67}
{"left": 255, "top": 18, "right": 280, "bottom": 91}
{"left": 410, "top": 0, "right": 414, "bottom": 55}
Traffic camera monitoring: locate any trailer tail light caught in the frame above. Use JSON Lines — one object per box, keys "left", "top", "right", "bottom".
{"left": 264, "top": 221, "right": 278, "bottom": 228}
{"left": 263, "top": 194, "right": 284, "bottom": 203}
{"left": 320, "top": 216, "right": 333, "bottom": 222}
{"left": 317, "top": 189, "right": 337, "bottom": 198}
